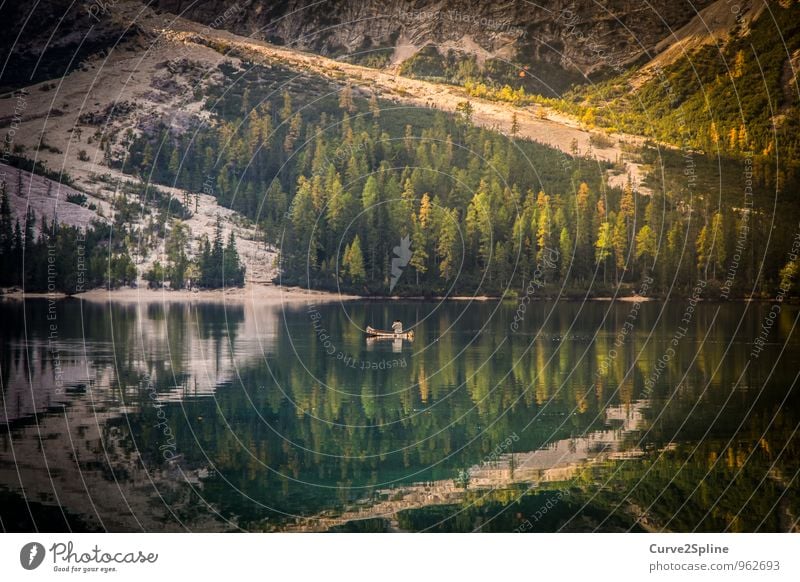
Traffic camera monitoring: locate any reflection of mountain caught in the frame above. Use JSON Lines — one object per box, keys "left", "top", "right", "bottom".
{"left": 0, "top": 300, "right": 286, "bottom": 422}
{"left": 282, "top": 401, "right": 650, "bottom": 531}
{"left": 2, "top": 299, "right": 799, "bottom": 531}
{"left": 0, "top": 299, "right": 286, "bottom": 530}
{"left": 0, "top": 344, "right": 96, "bottom": 423}
{"left": 0, "top": 395, "right": 226, "bottom": 531}
{"left": 126, "top": 301, "right": 282, "bottom": 402}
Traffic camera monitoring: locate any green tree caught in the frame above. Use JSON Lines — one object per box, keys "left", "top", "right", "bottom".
{"left": 437, "top": 208, "right": 460, "bottom": 282}
{"left": 165, "top": 219, "right": 189, "bottom": 288}
{"left": 635, "top": 224, "right": 657, "bottom": 274}
{"left": 290, "top": 176, "right": 320, "bottom": 270}
{"left": 611, "top": 211, "right": 628, "bottom": 280}
{"left": 343, "top": 235, "right": 366, "bottom": 283}
{"left": 168, "top": 148, "right": 181, "bottom": 180}
{"left": 558, "top": 227, "right": 572, "bottom": 279}
{"left": 223, "top": 230, "right": 245, "bottom": 287}
{"left": 144, "top": 260, "right": 165, "bottom": 288}
{"left": 595, "top": 221, "right": 612, "bottom": 283}
{"left": 339, "top": 85, "right": 356, "bottom": 113}
{"left": 409, "top": 214, "right": 429, "bottom": 286}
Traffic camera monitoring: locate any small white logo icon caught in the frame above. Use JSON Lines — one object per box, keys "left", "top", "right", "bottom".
{"left": 389, "top": 235, "right": 412, "bottom": 292}
{"left": 20, "top": 542, "right": 46, "bottom": 570}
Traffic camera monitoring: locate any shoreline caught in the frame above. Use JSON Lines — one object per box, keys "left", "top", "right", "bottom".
{"left": 1, "top": 285, "right": 790, "bottom": 303}
{"left": 1, "top": 284, "right": 359, "bottom": 304}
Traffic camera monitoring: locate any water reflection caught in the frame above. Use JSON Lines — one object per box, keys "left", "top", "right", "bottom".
{"left": 1, "top": 299, "right": 798, "bottom": 531}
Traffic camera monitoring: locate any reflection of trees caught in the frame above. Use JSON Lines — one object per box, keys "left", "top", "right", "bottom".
{"left": 3, "top": 300, "right": 799, "bottom": 531}
{"left": 106, "top": 301, "right": 800, "bottom": 528}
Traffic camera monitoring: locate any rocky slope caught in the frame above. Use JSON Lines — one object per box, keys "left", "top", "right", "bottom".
{"left": 153, "top": 0, "right": 716, "bottom": 89}
{"left": 0, "top": 0, "right": 138, "bottom": 92}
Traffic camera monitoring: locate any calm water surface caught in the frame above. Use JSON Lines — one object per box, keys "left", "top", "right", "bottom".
{"left": 1, "top": 298, "right": 798, "bottom": 532}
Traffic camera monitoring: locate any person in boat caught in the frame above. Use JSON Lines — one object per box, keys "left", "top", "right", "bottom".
{"left": 392, "top": 319, "right": 403, "bottom": 334}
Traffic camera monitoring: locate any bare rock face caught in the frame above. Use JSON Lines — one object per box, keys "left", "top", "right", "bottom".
{"left": 153, "top": 0, "right": 716, "bottom": 83}
{"left": 0, "top": 0, "right": 137, "bottom": 92}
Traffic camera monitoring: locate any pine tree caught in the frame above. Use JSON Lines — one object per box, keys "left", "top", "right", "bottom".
{"left": 360, "top": 176, "right": 380, "bottom": 280}
{"left": 339, "top": 85, "right": 356, "bottom": 113}
{"left": 465, "top": 187, "right": 491, "bottom": 269}
{"left": 0, "top": 186, "right": 12, "bottom": 285}
{"left": 611, "top": 211, "right": 628, "bottom": 279}
{"left": 697, "top": 211, "right": 725, "bottom": 279}
{"left": 284, "top": 113, "right": 302, "bottom": 153}
{"left": 409, "top": 214, "right": 428, "bottom": 286}
{"left": 437, "top": 208, "right": 459, "bottom": 282}
{"left": 558, "top": 227, "right": 572, "bottom": 279}
{"left": 280, "top": 90, "right": 293, "bottom": 122}
{"left": 635, "top": 225, "right": 656, "bottom": 274}
{"left": 166, "top": 219, "right": 189, "bottom": 288}
{"left": 536, "top": 191, "right": 553, "bottom": 272}
{"left": 199, "top": 235, "right": 212, "bottom": 287}
{"left": 326, "top": 182, "right": 354, "bottom": 263}
{"left": 168, "top": 148, "right": 181, "bottom": 180}
{"left": 369, "top": 92, "right": 380, "bottom": 118}
{"left": 455, "top": 101, "right": 473, "bottom": 125}
{"left": 290, "top": 176, "right": 319, "bottom": 270}
{"left": 11, "top": 220, "right": 22, "bottom": 286}
{"left": 343, "top": 235, "right": 365, "bottom": 283}
{"left": 595, "top": 221, "right": 612, "bottom": 283}
{"left": 223, "top": 230, "right": 245, "bottom": 286}
{"left": 0, "top": 185, "right": 12, "bottom": 251}
{"left": 696, "top": 223, "right": 710, "bottom": 276}
{"left": 710, "top": 212, "right": 726, "bottom": 280}
{"left": 575, "top": 182, "right": 593, "bottom": 279}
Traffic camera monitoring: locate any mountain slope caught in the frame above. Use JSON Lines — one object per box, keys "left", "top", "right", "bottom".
{"left": 153, "top": 0, "right": 716, "bottom": 93}
{"left": 564, "top": 0, "right": 800, "bottom": 165}
{"left": 2, "top": 0, "right": 799, "bottom": 298}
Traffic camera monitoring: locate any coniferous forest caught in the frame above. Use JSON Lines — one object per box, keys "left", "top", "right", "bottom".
{"left": 115, "top": 58, "right": 800, "bottom": 298}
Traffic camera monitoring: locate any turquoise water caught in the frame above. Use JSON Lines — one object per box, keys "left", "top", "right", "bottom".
{"left": 1, "top": 298, "right": 798, "bottom": 532}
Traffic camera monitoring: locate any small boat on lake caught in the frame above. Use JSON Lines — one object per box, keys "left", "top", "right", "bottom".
{"left": 366, "top": 325, "right": 414, "bottom": 340}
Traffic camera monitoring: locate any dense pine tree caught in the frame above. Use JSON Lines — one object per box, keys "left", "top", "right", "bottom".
{"left": 112, "top": 58, "right": 800, "bottom": 298}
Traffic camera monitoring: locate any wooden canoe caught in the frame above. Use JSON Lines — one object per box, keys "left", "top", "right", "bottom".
{"left": 366, "top": 325, "right": 414, "bottom": 340}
